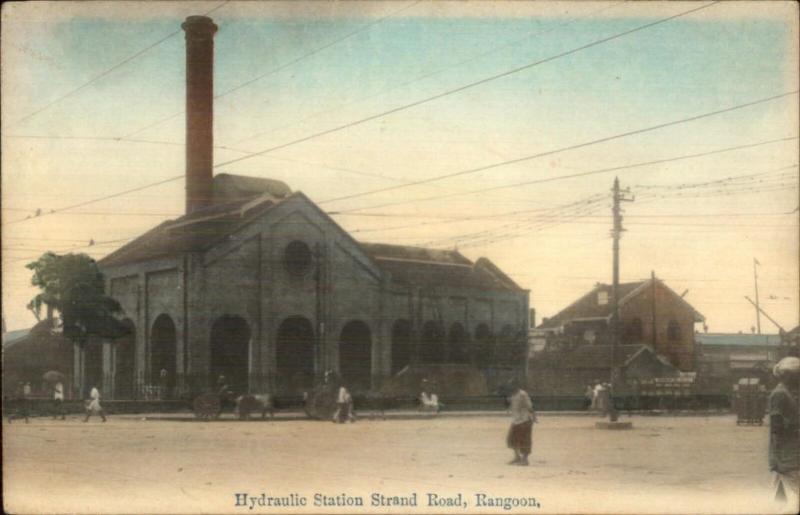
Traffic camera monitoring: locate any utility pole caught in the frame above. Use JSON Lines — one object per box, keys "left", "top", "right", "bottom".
{"left": 609, "top": 177, "right": 634, "bottom": 422}
{"left": 753, "top": 258, "right": 762, "bottom": 334}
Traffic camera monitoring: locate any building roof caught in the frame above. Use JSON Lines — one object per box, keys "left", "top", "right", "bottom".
{"left": 100, "top": 193, "right": 284, "bottom": 267}
{"left": 695, "top": 332, "right": 783, "bottom": 347}
{"left": 2, "top": 321, "right": 66, "bottom": 350}
{"left": 538, "top": 279, "right": 704, "bottom": 329}
{"left": 99, "top": 181, "right": 525, "bottom": 293}
{"left": 212, "top": 173, "right": 291, "bottom": 203}
{"left": 360, "top": 243, "right": 525, "bottom": 292}
{"left": 2, "top": 327, "right": 31, "bottom": 349}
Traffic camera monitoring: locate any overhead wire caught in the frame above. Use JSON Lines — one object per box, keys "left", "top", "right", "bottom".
{"left": 315, "top": 90, "right": 798, "bottom": 206}
{"left": 122, "top": 0, "right": 422, "bottom": 139}
{"left": 231, "top": 0, "right": 627, "bottom": 146}
{"left": 214, "top": 1, "right": 721, "bottom": 169}
{"left": 8, "top": 0, "right": 231, "bottom": 128}
{"left": 332, "top": 136, "right": 798, "bottom": 213}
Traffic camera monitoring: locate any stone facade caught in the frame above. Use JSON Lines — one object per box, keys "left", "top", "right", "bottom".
{"left": 83, "top": 186, "right": 529, "bottom": 399}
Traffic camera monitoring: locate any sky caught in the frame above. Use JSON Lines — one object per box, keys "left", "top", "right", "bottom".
{"left": 2, "top": 0, "right": 798, "bottom": 334}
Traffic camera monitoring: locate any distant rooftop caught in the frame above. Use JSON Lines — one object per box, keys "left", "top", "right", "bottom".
{"left": 696, "top": 332, "right": 783, "bottom": 347}
{"left": 2, "top": 327, "right": 31, "bottom": 349}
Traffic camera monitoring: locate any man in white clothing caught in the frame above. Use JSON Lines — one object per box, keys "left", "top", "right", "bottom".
{"left": 52, "top": 381, "right": 66, "bottom": 420}
{"left": 84, "top": 386, "right": 107, "bottom": 422}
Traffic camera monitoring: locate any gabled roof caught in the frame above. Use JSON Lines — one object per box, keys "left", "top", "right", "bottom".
{"left": 359, "top": 243, "right": 525, "bottom": 292}
{"left": 2, "top": 327, "right": 31, "bottom": 349}
{"left": 539, "top": 278, "right": 704, "bottom": 329}
{"left": 2, "top": 321, "right": 68, "bottom": 350}
{"left": 98, "top": 178, "right": 526, "bottom": 294}
{"left": 100, "top": 194, "right": 285, "bottom": 267}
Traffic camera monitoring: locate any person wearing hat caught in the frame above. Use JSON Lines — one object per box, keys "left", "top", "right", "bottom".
{"left": 505, "top": 379, "right": 537, "bottom": 466}
{"left": 768, "top": 356, "right": 799, "bottom": 504}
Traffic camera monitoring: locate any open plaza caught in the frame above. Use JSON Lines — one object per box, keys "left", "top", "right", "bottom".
{"left": 2, "top": 412, "right": 793, "bottom": 514}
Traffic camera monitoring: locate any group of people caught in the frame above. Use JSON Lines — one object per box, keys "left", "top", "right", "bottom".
{"left": 585, "top": 381, "right": 613, "bottom": 416}
{"left": 7, "top": 381, "right": 106, "bottom": 423}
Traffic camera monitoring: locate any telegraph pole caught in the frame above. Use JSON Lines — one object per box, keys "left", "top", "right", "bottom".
{"left": 753, "top": 258, "right": 762, "bottom": 334}
{"left": 609, "top": 177, "right": 634, "bottom": 422}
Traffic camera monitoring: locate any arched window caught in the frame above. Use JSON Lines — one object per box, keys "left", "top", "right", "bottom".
{"left": 667, "top": 319, "right": 682, "bottom": 341}
{"left": 210, "top": 315, "right": 251, "bottom": 395}
{"left": 420, "top": 321, "right": 446, "bottom": 364}
{"left": 339, "top": 320, "right": 372, "bottom": 392}
{"left": 447, "top": 322, "right": 470, "bottom": 364}
{"left": 624, "top": 317, "right": 643, "bottom": 343}
{"left": 391, "top": 319, "right": 413, "bottom": 375}
{"left": 114, "top": 319, "right": 136, "bottom": 399}
{"left": 275, "top": 316, "right": 314, "bottom": 395}
{"left": 151, "top": 314, "right": 177, "bottom": 396}
{"left": 473, "top": 323, "right": 493, "bottom": 368}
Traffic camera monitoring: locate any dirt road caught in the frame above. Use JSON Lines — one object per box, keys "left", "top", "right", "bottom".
{"left": 2, "top": 414, "right": 791, "bottom": 514}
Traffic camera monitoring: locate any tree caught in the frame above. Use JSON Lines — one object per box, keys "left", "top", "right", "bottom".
{"left": 26, "top": 252, "right": 128, "bottom": 346}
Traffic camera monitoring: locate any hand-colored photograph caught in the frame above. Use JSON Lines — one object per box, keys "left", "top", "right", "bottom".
{"left": 2, "top": 1, "right": 798, "bottom": 513}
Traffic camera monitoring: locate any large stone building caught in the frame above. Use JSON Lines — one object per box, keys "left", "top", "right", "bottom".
{"left": 90, "top": 178, "right": 529, "bottom": 399}
{"left": 75, "top": 16, "right": 529, "bottom": 399}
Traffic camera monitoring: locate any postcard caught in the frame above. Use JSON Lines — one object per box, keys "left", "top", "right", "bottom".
{"left": 2, "top": 1, "right": 798, "bottom": 514}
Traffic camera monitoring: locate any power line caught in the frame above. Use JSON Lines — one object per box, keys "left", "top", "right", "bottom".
{"left": 9, "top": 1, "right": 231, "bottom": 128}
{"left": 2, "top": 134, "right": 562, "bottom": 212}
{"left": 2, "top": 175, "right": 183, "bottom": 226}
{"left": 123, "top": 0, "right": 421, "bottom": 139}
{"left": 231, "top": 0, "right": 627, "bottom": 146}
{"left": 333, "top": 136, "right": 798, "bottom": 213}
{"left": 316, "top": 91, "right": 798, "bottom": 206}
{"left": 214, "top": 2, "right": 720, "bottom": 169}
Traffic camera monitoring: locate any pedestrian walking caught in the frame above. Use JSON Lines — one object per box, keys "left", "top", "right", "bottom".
{"left": 419, "top": 382, "right": 442, "bottom": 413}
{"left": 506, "top": 381, "right": 536, "bottom": 466}
{"left": 52, "top": 381, "right": 66, "bottom": 420}
{"left": 333, "top": 385, "right": 355, "bottom": 423}
{"left": 768, "top": 356, "right": 799, "bottom": 505}
{"left": 84, "top": 386, "right": 107, "bottom": 422}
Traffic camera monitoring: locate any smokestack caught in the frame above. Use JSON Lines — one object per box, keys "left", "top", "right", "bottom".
{"left": 182, "top": 16, "right": 218, "bottom": 214}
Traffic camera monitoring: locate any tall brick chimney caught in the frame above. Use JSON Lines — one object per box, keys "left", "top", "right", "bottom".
{"left": 182, "top": 16, "right": 218, "bottom": 215}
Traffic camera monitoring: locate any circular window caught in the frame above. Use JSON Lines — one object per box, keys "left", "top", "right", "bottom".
{"left": 284, "top": 240, "right": 313, "bottom": 277}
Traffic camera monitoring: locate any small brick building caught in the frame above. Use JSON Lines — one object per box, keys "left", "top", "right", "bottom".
{"left": 537, "top": 278, "right": 704, "bottom": 371}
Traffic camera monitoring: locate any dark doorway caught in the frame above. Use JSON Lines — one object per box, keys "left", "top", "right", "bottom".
{"left": 276, "top": 316, "right": 315, "bottom": 395}
{"left": 473, "top": 323, "right": 493, "bottom": 368}
{"left": 448, "top": 322, "right": 470, "bottom": 364}
{"left": 114, "top": 319, "right": 136, "bottom": 399}
{"left": 391, "top": 319, "right": 413, "bottom": 375}
{"left": 210, "top": 315, "right": 250, "bottom": 395}
{"left": 84, "top": 338, "right": 104, "bottom": 397}
{"left": 339, "top": 321, "right": 372, "bottom": 392}
{"left": 420, "top": 321, "right": 446, "bottom": 364}
{"left": 150, "top": 314, "right": 177, "bottom": 397}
